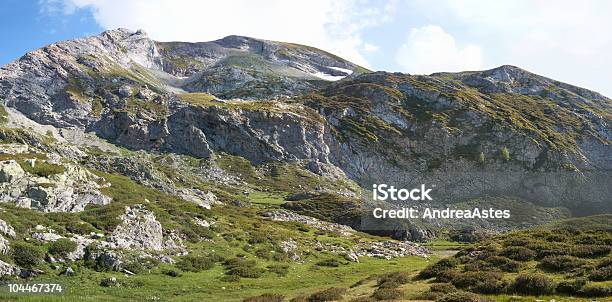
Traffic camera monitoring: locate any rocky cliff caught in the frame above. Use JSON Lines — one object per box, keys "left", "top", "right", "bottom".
{"left": 0, "top": 28, "right": 610, "bottom": 228}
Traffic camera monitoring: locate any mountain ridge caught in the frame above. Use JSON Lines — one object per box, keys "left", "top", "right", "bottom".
{"left": 0, "top": 28, "right": 610, "bottom": 302}
{"left": 0, "top": 27, "right": 610, "bottom": 225}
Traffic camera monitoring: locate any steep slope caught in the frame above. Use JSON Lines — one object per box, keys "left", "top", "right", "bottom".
{"left": 300, "top": 71, "right": 610, "bottom": 214}
{"left": 159, "top": 35, "right": 369, "bottom": 99}
{"left": 0, "top": 29, "right": 610, "bottom": 221}
{"left": 0, "top": 28, "right": 610, "bottom": 302}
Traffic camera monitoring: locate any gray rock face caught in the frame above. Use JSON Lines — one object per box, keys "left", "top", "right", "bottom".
{"left": 163, "top": 103, "right": 331, "bottom": 164}
{"left": 279, "top": 239, "right": 301, "bottom": 262}
{"left": 67, "top": 235, "right": 96, "bottom": 261}
{"left": 0, "top": 260, "right": 20, "bottom": 276}
{"left": 176, "top": 188, "right": 219, "bottom": 209}
{"left": 0, "top": 235, "right": 9, "bottom": 255}
{"left": 0, "top": 28, "right": 363, "bottom": 132}
{"left": 0, "top": 156, "right": 112, "bottom": 212}
{"left": 32, "top": 232, "right": 64, "bottom": 242}
{"left": 109, "top": 204, "right": 164, "bottom": 251}
{"left": 314, "top": 240, "right": 429, "bottom": 260}
{"left": 86, "top": 248, "right": 124, "bottom": 271}
{"left": 0, "top": 160, "right": 25, "bottom": 182}
{"left": 0, "top": 28, "right": 609, "bottom": 225}
{"left": 0, "top": 219, "right": 16, "bottom": 238}
{"left": 264, "top": 209, "right": 355, "bottom": 236}
{"left": 86, "top": 153, "right": 175, "bottom": 192}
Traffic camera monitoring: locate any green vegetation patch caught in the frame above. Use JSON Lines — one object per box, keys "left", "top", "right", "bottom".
{"left": 416, "top": 225, "right": 612, "bottom": 298}
{"left": 18, "top": 160, "right": 65, "bottom": 177}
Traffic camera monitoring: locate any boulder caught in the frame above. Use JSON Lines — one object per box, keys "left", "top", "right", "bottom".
{"left": 63, "top": 267, "right": 75, "bottom": 276}
{"left": 85, "top": 248, "right": 123, "bottom": 271}
{"left": 108, "top": 204, "right": 164, "bottom": 251}
{"left": 0, "top": 219, "right": 16, "bottom": 238}
{"left": 32, "top": 232, "right": 64, "bottom": 242}
{"left": 0, "top": 260, "right": 20, "bottom": 276}
{"left": 0, "top": 235, "right": 9, "bottom": 255}
{"left": 177, "top": 188, "right": 219, "bottom": 209}
{"left": 0, "top": 160, "right": 24, "bottom": 182}
{"left": 117, "top": 85, "right": 132, "bottom": 98}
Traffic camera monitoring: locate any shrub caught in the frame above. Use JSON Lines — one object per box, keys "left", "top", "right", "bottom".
{"left": 64, "top": 220, "right": 97, "bottom": 235}
{"left": 377, "top": 271, "right": 410, "bottom": 288}
{"left": 207, "top": 253, "right": 226, "bottom": 263}
{"left": 371, "top": 288, "right": 402, "bottom": 300}
{"left": 11, "top": 242, "right": 43, "bottom": 269}
{"left": 589, "top": 264, "right": 612, "bottom": 281}
{"left": 20, "top": 161, "right": 65, "bottom": 177}
{"left": 289, "top": 296, "right": 308, "bottom": 302}
{"left": 570, "top": 245, "right": 611, "bottom": 258}
{"left": 123, "top": 261, "right": 145, "bottom": 274}
{"left": 48, "top": 239, "right": 78, "bottom": 258}
{"left": 268, "top": 264, "right": 289, "bottom": 276}
{"left": 224, "top": 258, "right": 264, "bottom": 278}
{"left": 449, "top": 271, "right": 503, "bottom": 292}
{"left": 161, "top": 269, "right": 182, "bottom": 277}
{"left": 501, "top": 246, "right": 536, "bottom": 261}
{"left": 436, "top": 291, "right": 489, "bottom": 302}
{"left": 578, "top": 284, "right": 612, "bottom": 297}
{"left": 418, "top": 258, "right": 459, "bottom": 279}
{"left": 472, "top": 279, "right": 507, "bottom": 294}
{"left": 255, "top": 247, "right": 274, "bottom": 260}
{"left": 484, "top": 256, "right": 520, "bottom": 272}
{"left": 220, "top": 274, "right": 240, "bottom": 282}
{"left": 243, "top": 293, "right": 285, "bottom": 302}
{"left": 435, "top": 269, "right": 460, "bottom": 283}
{"left": 349, "top": 297, "right": 375, "bottom": 302}
{"left": 501, "top": 147, "right": 510, "bottom": 161}
{"left": 176, "top": 255, "right": 215, "bottom": 272}
{"left": 308, "top": 287, "right": 346, "bottom": 301}
{"left": 539, "top": 255, "right": 586, "bottom": 272}
{"left": 248, "top": 232, "right": 269, "bottom": 244}
{"left": 596, "top": 257, "right": 612, "bottom": 268}
{"left": 512, "top": 273, "right": 555, "bottom": 295}
{"left": 99, "top": 277, "right": 118, "bottom": 287}
{"left": 463, "top": 260, "right": 493, "bottom": 272}
{"left": 227, "top": 265, "right": 265, "bottom": 278}
{"left": 556, "top": 278, "right": 586, "bottom": 295}
{"left": 316, "top": 258, "right": 341, "bottom": 267}
{"left": 224, "top": 257, "right": 257, "bottom": 268}
{"left": 430, "top": 283, "right": 457, "bottom": 294}
{"left": 449, "top": 229, "right": 486, "bottom": 243}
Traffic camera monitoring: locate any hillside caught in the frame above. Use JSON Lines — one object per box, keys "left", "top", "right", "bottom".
{"left": 0, "top": 28, "right": 609, "bottom": 301}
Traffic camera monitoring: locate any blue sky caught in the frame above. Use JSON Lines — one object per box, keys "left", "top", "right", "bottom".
{"left": 0, "top": 0, "right": 101, "bottom": 65}
{"left": 2, "top": 0, "right": 612, "bottom": 97}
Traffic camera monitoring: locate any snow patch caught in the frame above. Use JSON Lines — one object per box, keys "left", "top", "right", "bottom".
{"left": 310, "top": 72, "right": 347, "bottom": 81}
{"left": 310, "top": 66, "right": 354, "bottom": 81}
{"left": 329, "top": 67, "right": 354, "bottom": 75}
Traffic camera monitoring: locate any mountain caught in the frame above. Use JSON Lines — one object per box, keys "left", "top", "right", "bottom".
{"left": 1, "top": 28, "right": 610, "bottom": 217}
{"left": 0, "top": 28, "right": 610, "bottom": 300}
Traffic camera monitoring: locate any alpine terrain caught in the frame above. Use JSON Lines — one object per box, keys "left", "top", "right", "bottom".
{"left": 0, "top": 28, "right": 609, "bottom": 301}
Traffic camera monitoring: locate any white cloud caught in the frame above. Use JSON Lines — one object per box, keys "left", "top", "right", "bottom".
{"left": 395, "top": 25, "right": 483, "bottom": 74}
{"left": 406, "top": 0, "right": 612, "bottom": 96}
{"left": 41, "top": 0, "right": 396, "bottom": 68}
{"left": 363, "top": 43, "right": 379, "bottom": 53}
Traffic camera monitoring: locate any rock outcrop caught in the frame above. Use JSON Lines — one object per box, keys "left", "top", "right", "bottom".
{"left": 0, "top": 260, "right": 19, "bottom": 276}
{"left": 0, "top": 219, "right": 16, "bottom": 238}
{"left": 109, "top": 204, "right": 165, "bottom": 251}
{"left": 264, "top": 209, "right": 355, "bottom": 236}
{"left": 0, "top": 156, "right": 112, "bottom": 212}
{"left": 0, "top": 28, "right": 609, "bottom": 243}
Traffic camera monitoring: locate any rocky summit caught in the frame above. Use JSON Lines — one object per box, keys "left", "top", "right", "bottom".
{"left": 0, "top": 28, "right": 609, "bottom": 300}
